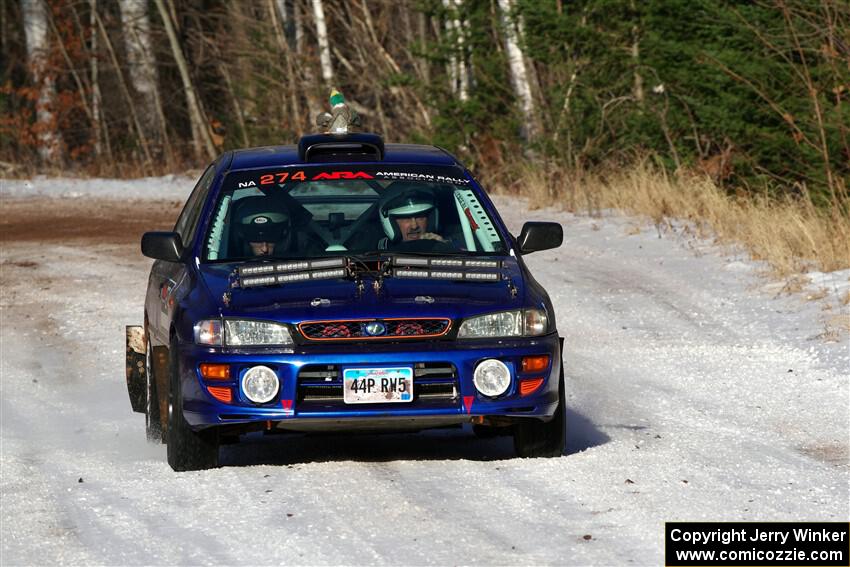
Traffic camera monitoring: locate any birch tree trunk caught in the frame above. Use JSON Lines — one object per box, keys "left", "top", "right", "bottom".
{"left": 442, "top": 0, "right": 468, "bottom": 101}
{"left": 275, "top": 0, "right": 294, "bottom": 46}
{"left": 497, "top": 0, "right": 537, "bottom": 142}
{"left": 630, "top": 0, "right": 644, "bottom": 106}
{"left": 89, "top": 0, "right": 112, "bottom": 159}
{"left": 22, "top": 0, "right": 62, "bottom": 163}
{"left": 269, "top": 0, "right": 302, "bottom": 135}
{"left": 294, "top": 0, "right": 304, "bottom": 53}
{"left": 153, "top": 0, "right": 216, "bottom": 161}
{"left": 416, "top": 11, "right": 430, "bottom": 84}
{"left": 452, "top": 0, "right": 469, "bottom": 101}
{"left": 90, "top": 0, "right": 102, "bottom": 157}
{"left": 312, "top": 0, "right": 333, "bottom": 85}
{"left": 118, "top": 0, "right": 171, "bottom": 155}
{"left": 95, "top": 11, "right": 153, "bottom": 167}
{"left": 298, "top": 0, "right": 323, "bottom": 125}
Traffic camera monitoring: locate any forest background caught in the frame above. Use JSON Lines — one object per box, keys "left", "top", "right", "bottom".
{"left": 1, "top": 0, "right": 848, "bottom": 275}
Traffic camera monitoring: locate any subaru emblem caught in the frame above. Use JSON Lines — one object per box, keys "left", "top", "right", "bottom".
{"left": 364, "top": 321, "right": 386, "bottom": 336}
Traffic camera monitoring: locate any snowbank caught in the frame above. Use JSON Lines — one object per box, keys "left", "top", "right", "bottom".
{"left": 0, "top": 174, "right": 196, "bottom": 200}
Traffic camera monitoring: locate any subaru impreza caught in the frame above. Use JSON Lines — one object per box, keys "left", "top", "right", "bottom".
{"left": 125, "top": 131, "right": 565, "bottom": 471}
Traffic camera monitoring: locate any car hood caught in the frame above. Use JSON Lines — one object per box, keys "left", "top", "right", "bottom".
{"left": 196, "top": 259, "right": 527, "bottom": 323}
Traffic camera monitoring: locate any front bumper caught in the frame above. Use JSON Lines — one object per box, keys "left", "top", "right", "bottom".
{"left": 177, "top": 334, "right": 561, "bottom": 430}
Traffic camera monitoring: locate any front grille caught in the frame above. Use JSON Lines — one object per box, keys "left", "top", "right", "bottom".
{"left": 297, "top": 362, "right": 458, "bottom": 407}
{"left": 299, "top": 319, "right": 451, "bottom": 341}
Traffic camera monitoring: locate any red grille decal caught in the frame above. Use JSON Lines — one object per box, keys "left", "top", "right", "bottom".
{"left": 299, "top": 319, "right": 451, "bottom": 341}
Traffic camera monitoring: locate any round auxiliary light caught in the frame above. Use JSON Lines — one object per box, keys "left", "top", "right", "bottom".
{"left": 473, "top": 359, "right": 511, "bottom": 397}
{"left": 241, "top": 365, "right": 280, "bottom": 404}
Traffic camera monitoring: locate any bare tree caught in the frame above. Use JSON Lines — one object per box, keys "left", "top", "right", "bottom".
{"left": 497, "top": 0, "right": 538, "bottom": 142}
{"left": 312, "top": 0, "right": 333, "bottom": 85}
{"left": 21, "top": 0, "right": 62, "bottom": 162}
{"left": 630, "top": 0, "right": 644, "bottom": 106}
{"left": 90, "top": 0, "right": 103, "bottom": 157}
{"left": 94, "top": 9, "right": 153, "bottom": 167}
{"left": 269, "top": 0, "right": 303, "bottom": 135}
{"left": 118, "top": 0, "right": 171, "bottom": 159}
{"left": 442, "top": 0, "right": 468, "bottom": 101}
{"left": 153, "top": 0, "right": 216, "bottom": 161}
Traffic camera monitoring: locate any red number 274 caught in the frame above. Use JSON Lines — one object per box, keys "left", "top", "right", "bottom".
{"left": 259, "top": 170, "right": 306, "bottom": 185}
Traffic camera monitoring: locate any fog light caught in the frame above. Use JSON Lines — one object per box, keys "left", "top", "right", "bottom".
{"left": 241, "top": 365, "right": 280, "bottom": 404}
{"left": 473, "top": 359, "right": 511, "bottom": 397}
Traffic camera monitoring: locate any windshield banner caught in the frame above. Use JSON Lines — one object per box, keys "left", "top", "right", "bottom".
{"left": 227, "top": 165, "right": 472, "bottom": 189}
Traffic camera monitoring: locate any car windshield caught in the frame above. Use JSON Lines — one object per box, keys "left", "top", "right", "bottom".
{"left": 202, "top": 166, "right": 507, "bottom": 262}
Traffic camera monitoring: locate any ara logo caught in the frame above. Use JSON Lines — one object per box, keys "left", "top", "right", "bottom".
{"left": 311, "top": 171, "right": 374, "bottom": 181}
{"left": 364, "top": 321, "right": 387, "bottom": 336}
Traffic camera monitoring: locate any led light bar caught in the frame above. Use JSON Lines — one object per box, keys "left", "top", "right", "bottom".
{"left": 392, "top": 257, "right": 501, "bottom": 269}
{"left": 311, "top": 268, "right": 346, "bottom": 280}
{"left": 238, "top": 258, "right": 348, "bottom": 288}
{"left": 275, "top": 272, "right": 311, "bottom": 284}
{"left": 240, "top": 275, "right": 278, "bottom": 287}
{"left": 394, "top": 268, "right": 500, "bottom": 282}
{"left": 396, "top": 269, "right": 429, "bottom": 278}
{"left": 238, "top": 257, "right": 346, "bottom": 278}
{"left": 241, "top": 268, "right": 348, "bottom": 288}
{"left": 464, "top": 272, "right": 500, "bottom": 281}
{"left": 431, "top": 271, "right": 464, "bottom": 279}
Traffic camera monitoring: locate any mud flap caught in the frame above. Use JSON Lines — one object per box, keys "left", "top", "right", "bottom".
{"left": 125, "top": 325, "right": 147, "bottom": 413}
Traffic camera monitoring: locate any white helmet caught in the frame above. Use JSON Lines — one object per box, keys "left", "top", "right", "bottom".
{"left": 378, "top": 185, "right": 439, "bottom": 243}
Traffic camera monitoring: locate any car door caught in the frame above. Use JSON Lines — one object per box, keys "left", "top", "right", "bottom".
{"left": 149, "top": 165, "right": 216, "bottom": 345}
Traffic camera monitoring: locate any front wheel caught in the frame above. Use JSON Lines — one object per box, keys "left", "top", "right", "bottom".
{"left": 513, "top": 368, "right": 566, "bottom": 458}
{"left": 166, "top": 337, "right": 219, "bottom": 471}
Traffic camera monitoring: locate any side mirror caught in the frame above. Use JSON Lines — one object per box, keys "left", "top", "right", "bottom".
{"left": 517, "top": 222, "right": 563, "bottom": 254}
{"left": 141, "top": 232, "right": 184, "bottom": 262}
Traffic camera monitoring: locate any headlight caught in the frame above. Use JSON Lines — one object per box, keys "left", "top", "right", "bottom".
{"left": 194, "top": 319, "right": 293, "bottom": 346}
{"left": 225, "top": 320, "right": 293, "bottom": 345}
{"left": 457, "top": 309, "right": 548, "bottom": 338}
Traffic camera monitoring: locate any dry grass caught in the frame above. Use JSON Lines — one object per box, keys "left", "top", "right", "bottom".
{"left": 487, "top": 161, "right": 850, "bottom": 277}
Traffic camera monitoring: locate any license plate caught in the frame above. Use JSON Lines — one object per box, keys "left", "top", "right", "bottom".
{"left": 342, "top": 367, "right": 414, "bottom": 404}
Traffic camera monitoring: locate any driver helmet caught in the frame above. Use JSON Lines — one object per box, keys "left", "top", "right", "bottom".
{"left": 233, "top": 197, "right": 291, "bottom": 254}
{"left": 378, "top": 184, "right": 439, "bottom": 243}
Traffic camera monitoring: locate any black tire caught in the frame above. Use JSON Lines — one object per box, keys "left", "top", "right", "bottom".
{"left": 144, "top": 336, "right": 163, "bottom": 443}
{"left": 513, "top": 369, "right": 566, "bottom": 458}
{"left": 166, "top": 337, "right": 219, "bottom": 471}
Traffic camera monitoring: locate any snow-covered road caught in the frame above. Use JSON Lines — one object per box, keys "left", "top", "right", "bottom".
{"left": 1, "top": 179, "right": 847, "bottom": 565}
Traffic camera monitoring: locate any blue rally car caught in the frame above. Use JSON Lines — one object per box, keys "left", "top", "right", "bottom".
{"left": 125, "top": 129, "right": 565, "bottom": 471}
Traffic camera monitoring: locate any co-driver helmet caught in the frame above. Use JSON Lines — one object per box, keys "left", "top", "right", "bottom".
{"left": 232, "top": 196, "right": 292, "bottom": 255}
